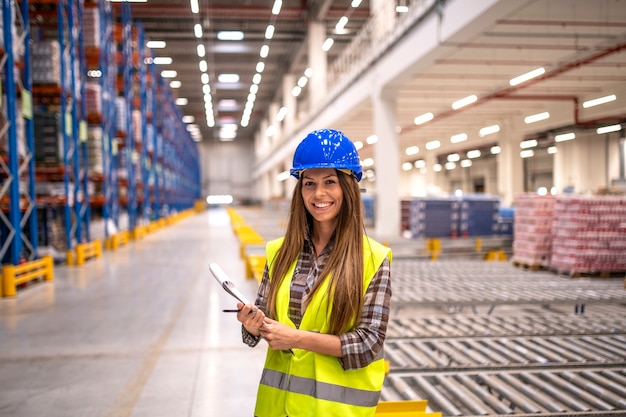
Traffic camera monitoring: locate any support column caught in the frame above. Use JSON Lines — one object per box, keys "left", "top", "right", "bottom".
{"left": 371, "top": 0, "right": 396, "bottom": 38}
{"left": 497, "top": 120, "right": 524, "bottom": 205}
{"left": 373, "top": 87, "right": 401, "bottom": 241}
{"left": 307, "top": 21, "right": 327, "bottom": 111}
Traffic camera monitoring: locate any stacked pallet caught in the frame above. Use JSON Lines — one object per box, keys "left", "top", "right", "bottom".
{"left": 459, "top": 194, "right": 500, "bottom": 237}
{"left": 407, "top": 197, "right": 460, "bottom": 238}
{"left": 512, "top": 194, "right": 554, "bottom": 268}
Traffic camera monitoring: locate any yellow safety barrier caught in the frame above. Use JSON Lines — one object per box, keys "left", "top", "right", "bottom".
{"left": 485, "top": 249, "right": 507, "bottom": 261}
{"left": 132, "top": 225, "right": 148, "bottom": 240}
{"left": 425, "top": 238, "right": 440, "bottom": 261}
{"left": 2, "top": 256, "right": 54, "bottom": 297}
{"left": 68, "top": 240, "right": 103, "bottom": 266}
{"left": 105, "top": 230, "right": 130, "bottom": 250}
{"left": 246, "top": 254, "right": 266, "bottom": 282}
{"left": 234, "top": 225, "right": 265, "bottom": 259}
{"left": 194, "top": 199, "right": 206, "bottom": 212}
{"left": 375, "top": 400, "right": 441, "bottom": 417}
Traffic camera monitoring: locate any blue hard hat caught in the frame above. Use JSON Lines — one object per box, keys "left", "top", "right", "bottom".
{"left": 290, "top": 129, "right": 363, "bottom": 181}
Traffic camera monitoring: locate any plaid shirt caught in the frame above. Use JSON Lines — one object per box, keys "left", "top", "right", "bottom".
{"left": 241, "top": 236, "right": 392, "bottom": 370}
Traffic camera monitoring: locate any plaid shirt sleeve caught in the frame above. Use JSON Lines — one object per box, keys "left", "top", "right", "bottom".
{"left": 241, "top": 263, "right": 270, "bottom": 348}
{"left": 339, "top": 256, "right": 392, "bottom": 370}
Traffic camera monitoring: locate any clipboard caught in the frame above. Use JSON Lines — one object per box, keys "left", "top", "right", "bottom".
{"left": 209, "top": 263, "right": 251, "bottom": 305}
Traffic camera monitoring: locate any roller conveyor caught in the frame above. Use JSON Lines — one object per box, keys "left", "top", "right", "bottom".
{"left": 385, "top": 335, "right": 626, "bottom": 371}
{"left": 382, "top": 367, "right": 626, "bottom": 416}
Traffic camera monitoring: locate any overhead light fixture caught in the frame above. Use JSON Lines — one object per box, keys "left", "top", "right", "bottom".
{"left": 252, "top": 74, "right": 262, "bottom": 85}
{"left": 596, "top": 124, "right": 622, "bottom": 134}
{"left": 479, "top": 124, "right": 500, "bottom": 137}
{"left": 276, "top": 171, "right": 290, "bottom": 182}
{"left": 366, "top": 135, "right": 378, "bottom": 145}
{"left": 190, "top": 0, "right": 199, "bottom": 13}
{"left": 272, "top": 0, "right": 282, "bottom": 15}
{"left": 304, "top": 68, "right": 313, "bottom": 77}
{"left": 175, "top": 98, "right": 188, "bottom": 106}
{"left": 146, "top": 40, "right": 166, "bottom": 49}
{"left": 297, "top": 76, "right": 308, "bottom": 88}
{"left": 520, "top": 149, "right": 535, "bottom": 158}
{"left": 524, "top": 112, "right": 550, "bottom": 124}
{"left": 460, "top": 159, "right": 472, "bottom": 168}
{"left": 520, "top": 139, "right": 537, "bottom": 149}
{"left": 414, "top": 160, "right": 426, "bottom": 169}
{"left": 425, "top": 140, "right": 440, "bottom": 150}
{"left": 450, "top": 133, "right": 468, "bottom": 143}
{"left": 218, "top": 74, "right": 240, "bottom": 83}
{"left": 260, "top": 45, "right": 270, "bottom": 58}
{"left": 322, "top": 38, "right": 334, "bottom": 52}
{"left": 265, "top": 25, "right": 275, "bottom": 40}
{"left": 292, "top": 86, "right": 302, "bottom": 97}
{"left": 197, "top": 44, "right": 205, "bottom": 57}
{"left": 405, "top": 146, "right": 419, "bottom": 156}
{"left": 402, "top": 162, "right": 413, "bottom": 171}
{"left": 276, "top": 107, "right": 289, "bottom": 122}
{"left": 490, "top": 146, "right": 501, "bottom": 154}
{"left": 351, "top": 0, "right": 363, "bottom": 7}
{"left": 583, "top": 94, "right": 616, "bottom": 108}
{"left": 362, "top": 158, "right": 374, "bottom": 167}
{"left": 396, "top": 5, "right": 409, "bottom": 13}
{"left": 256, "top": 62, "right": 265, "bottom": 73}
{"left": 509, "top": 67, "right": 545, "bottom": 86}
{"left": 194, "top": 23, "right": 203, "bottom": 39}
{"left": 467, "top": 150, "right": 481, "bottom": 159}
{"left": 336, "top": 16, "right": 349, "bottom": 33}
{"left": 354, "top": 141, "right": 363, "bottom": 150}
{"left": 452, "top": 94, "right": 477, "bottom": 110}
{"left": 217, "top": 31, "right": 244, "bottom": 41}
{"left": 169, "top": 80, "right": 181, "bottom": 89}
{"left": 447, "top": 153, "right": 460, "bottom": 162}
{"left": 182, "top": 115, "right": 195, "bottom": 123}
{"left": 199, "top": 60, "right": 208, "bottom": 72}
{"left": 161, "top": 70, "right": 177, "bottom": 78}
{"left": 445, "top": 162, "right": 456, "bottom": 170}
{"left": 201, "top": 73, "right": 209, "bottom": 84}
{"left": 413, "top": 112, "right": 434, "bottom": 125}
{"left": 554, "top": 132, "right": 575, "bottom": 142}
{"left": 547, "top": 146, "right": 557, "bottom": 154}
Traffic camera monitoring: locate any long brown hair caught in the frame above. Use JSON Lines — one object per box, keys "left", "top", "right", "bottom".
{"left": 266, "top": 170, "right": 364, "bottom": 335}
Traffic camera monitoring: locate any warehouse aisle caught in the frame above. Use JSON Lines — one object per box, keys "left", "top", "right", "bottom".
{"left": 0, "top": 208, "right": 266, "bottom": 417}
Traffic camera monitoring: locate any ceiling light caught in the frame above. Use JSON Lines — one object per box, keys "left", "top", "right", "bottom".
{"left": 396, "top": 6, "right": 409, "bottom": 13}
{"left": 182, "top": 115, "right": 195, "bottom": 123}
{"left": 520, "top": 149, "right": 534, "bottom": 158}
{"left": 547, "top": 146, "right": 557, "bottom": 154}
{"left": 445, "top": 162, "right": 456, "bottom": 170}
{"left": 554, "top": 132, "right": 575, "bottom": 142}
{"left": 260, "top": 45, "right": 269, "bottom": 58}
{"left": 201, "top": 73, "right": 209, "bottom": 84}
{"left": 354, "top": 141, "right": 363, "bottom": 150}
{"left": 146, "top": 41, "right": 166, "bottom": 49}
{"left": 425, "top": 140, "right": 440, "bottom": 150}
{"left": 351, "top": 0, "right": 363, "bottom": 7}
{"left": 414, "top": 160, "right": 426, "bottom": 169}
{"left": 175, "top": 98, "right": 188, "bottom": 106}
{"left": 297, "top": 76, "right": 308, "bottom": 88}
{"left": 265, "top": 25, "right": 275, "bottom": 40}
{"left": 217, "top": 31, "right": 244, "bottom": 41}
{"left": 292, "top": 86, "right": 302, "bottom": 97}
{"left": 467, "top": 150, "right": 481, "bottom": 159}
{"left": 363, "top": 158, "right": 374, "bottom": 167}
{"left": 583, "top": 94, "right": 616, "bottom": 108}
{"left": 322, "top": 38, "right": 334, "bottom": 52}
{"left": 400, "top": 162, "right": 412, "bottom": 171}
{"left": 524, "top": 112, "right": 549, "bottom": 124}
{"left": 196, "top": 44, "right": 205, "bottom": 57}
{"left": 336, "top": 16, "right": 349, "bottom": 32}
{"left": 218, "top": 74, "right": 239, "bottom": 83}
{"left": 452, "top": 94, "right": 477, "bottom": 110}
{"left": 596, "top": 124, "right": 622, "bottom": 134}
{"left": 266, "top": 125, "right": 276, "bottom": 137}
{"left": 405, "top": 146, "right": 419, "bottom": 156}
{"left": 509, "top": 67, "right": 545, "bottom": 86}
{"left": 199, "top": 60, "right": 207, "bottom": 72}
{"left": 256, "top": 62, "right": 265, "bottom": 73}
{"left": 366, "top": 135, "right": 378, "bottom": 144}
{"left": 520, "top": 139, "right": 537, "bottom": 149}
{"left": 190, "top": 0, "right": 199, "bottom": 13}
{"left": 252, "top": 74, "right": 262, "bottom": 84}
{"left": 447, "top": 153, "right": 460, "bottom": 162}
{"left": 304, "top": 68, "right": 313, "bottom": 77}
{"left": 276, "top": 107, "right": 289, "bottom": 122}
{"left": 272, "top": 0, "right": 282, "bottom": 15}
{"left": 479, "top": 124, "right": 500, "bottom": 137}
{"left": 450, "top": 133, "right": 468, "bottom": 143}
{"left": 460, "top": 160, "right": 472, "bottom": 168}
{"left": 161, "top": 70, "right": 177, "bottom": 78}
{"left": 276, "top": 171, "right": 290, "bottom": 182}
{"left": 433, "top": 163, "right": 442, "bottom": 172}
{"left": 194, "top": 23, "right": 203, "bottom": 38}
{"left": 413, "top": 112, "right": 433, "bottom": 125}
{"left": 490, "top": 146, "right": 501, "bottom": 154}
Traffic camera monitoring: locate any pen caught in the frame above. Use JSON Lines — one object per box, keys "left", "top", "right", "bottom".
{"left": 222, "top": 308, "right": 259, "bottom": 313}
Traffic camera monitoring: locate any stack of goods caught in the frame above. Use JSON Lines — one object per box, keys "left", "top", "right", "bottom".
{"left": 85, "top": 82, "right": 102, "bottom": 116}
{"left": 132, "top": 110, "right": 142, "bottom": 142}
{"left": 407, "top": 197, "right": 460, "bottom": 238}
{"left": 459, "top": 194, "right": 500, "bottom": 236}
{"left": 31, "top": 41, "right": 61, "bottom": 84}
{"left": 362, "top": 195, "right": 375, "bottom": 226}
{"left": 82, "top": 6, "right": 100, "bottom": 48}
{"left": 550, "top": 195, "right": 626, "bottom": 275}
{"left": 0, "top": 105, "right": 25, "bottom": 156}
{"left": 512, "top": 194, "right": 555, "bottom": 267}
{"left": 33, "top": 111, "right": 62, "bottom": 165}
{"left": 497, "top": 206, "right": 515, "bottom": 236}
{"left": 87, "top": 127, "right": 103, "bottom": 174}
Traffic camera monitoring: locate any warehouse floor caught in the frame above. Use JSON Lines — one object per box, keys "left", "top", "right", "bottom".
{"left": 1, "top": 207, "right": 625, "bottom": 417}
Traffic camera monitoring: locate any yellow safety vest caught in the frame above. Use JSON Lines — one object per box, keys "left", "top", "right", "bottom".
{"left": 254, "top": 235, "right": 391, "bottom": 417}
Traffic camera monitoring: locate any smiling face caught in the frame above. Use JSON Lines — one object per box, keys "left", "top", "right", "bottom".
{"left": 301, "top": 168, "right": 344, "bottom": 229}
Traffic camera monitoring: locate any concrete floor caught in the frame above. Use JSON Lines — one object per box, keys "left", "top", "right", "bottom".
{"left": 0, "top": 208, "right": 266, "bottom": 417}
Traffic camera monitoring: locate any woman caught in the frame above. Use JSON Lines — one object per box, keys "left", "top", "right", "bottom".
{"left": 236, "top": 128, "right": 392, "bottom": 417}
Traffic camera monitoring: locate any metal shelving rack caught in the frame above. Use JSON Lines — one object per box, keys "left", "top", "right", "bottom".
{"left": 1, "top": 0, "right": 38, "bottom": 265}
{"left": 148, "top": 60, "right": 161, "bottom": 219}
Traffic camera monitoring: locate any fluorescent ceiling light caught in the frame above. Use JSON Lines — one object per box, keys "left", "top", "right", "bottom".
{"left": 322, "top": 38, "right": 334, "bottom": 52}
{"left": 414, "top": 160, "right": 426, "bottom": 169}
{"left": 583, "top": 94, "right": 616, "bottom": 108}
{"left": 146, "top": 41, "right": 166, "bottom": 48}
{"left": 351, "top": 0, "right": 363, "bottom": 7}
{"left": 190, "top": 0, "right": 199, "bottom": 13}
{"left": 336, "top": 17, "right": 349, "bottom": 32}
{"left": 276, "top": 107, "right": 288, "bottom": 122}
{"left": 194, "top": 23, "right": 203, "bottom": 38}
{"left": 450, "top": 133, "right": 468, "bottom": 143}
{"left": 554, "top": 132, "right": 575, "bottom": 142}
{"left": 366, "top": 135, "right": 378, "bottom": 145}
{"left": 161, "top": 70, "right": 177, "bottom": 78}
{"left": 265, "top": 25, "right": 275, "bottom": 40}
{"left": 169, "top": 80, "right": 181, "bottom": 89}
{"left": 452, "top": 94, "right": 477, "bottom": 110}
{"left": 217, "top": 31, "right": 244, "bottom": 41}
{"left": 490, "top": 146, "right": 501, "bottom": 154}
{"left": 467, "top": 150, "right": 481, "bottom": 159}
{"left": 402, "top": 162, "right": 413, "bottom": 171}
{"left": 292, "top": 86, "right": 302, "bottom": 97}
{"left": 433, "top": 163, "right": 442, "bottom": 172}
{"left": 276, "top": 171, "right": 290, "bottom": 182}
{"left": 175, "top": 98, "right": 188, "bottom": 106}
{"left": 405, "top": 146, "right": 419, "bottom": 156}
{"left": 445, "top": 162, "right": 456, "bottom": 170}
{"left": 596, "top": 124, "right": 622, "bottom": 134}
{"left": 479, "top": 124, "right": 500, "bottom": 137}
{"left": 413, "top": 112, "right": 434, "bottom": 125}
{"left": 297, "top": 76, "right": 308, "bottom": 88}
{"left": 354, "top": 141, "right": 363, "bottom": 150}
{"left": 256, "top": 62, "right": 265, "bottom": 73}
{"left": 201, "top": 73, "right": 209, "bottom": 84}
{"left": 272, "top": 0, "right": 282, "bottom": 15}
{"left": 425, "top": 140, "right": 440, "bottom": 150}
{"left": 547, "top": 146, "right": 557, "bottom": 154}
{"left": 197, "top": 44, "right": 205, "bottom": 57}
{"left": 460, "top": 159, "right": 472, "bottom": 168}
{"left": 182, "top": 115, "right": 195, "bottom": 123}
{"left": 509, "top": 67, "right": 545, "bottom": 86}
{"left": 520, "top": 149, "right": 534, "bottom": 158}
{"left": 199, "top": 60, "right": 208, "bottom": 72}
{"left": 524, "top": 112, "right": 549, "bottom": 124}
{"left": 218, "top": 73, "right": 240, "bottom": 83}
{"left": 520, "top": 139, "right": 537, "bottom": 149}
{"left": 304, "top": 68, "right": 313, "bottom": 77}
{"left": 260, "top": 45, "right": 270, "bottom": 58}
{"left": 447, "top": 153, "right": 460, "bottom": 162}
{"left": 252, "top": 74, "right": 262, "bottom": 85}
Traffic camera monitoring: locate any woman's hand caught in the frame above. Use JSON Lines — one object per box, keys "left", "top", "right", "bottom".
{"left": 259, "top": 318, "right": 299, "bottom": 351}
{"left": 236, "top": 302, "right": 265, "bottom": 337}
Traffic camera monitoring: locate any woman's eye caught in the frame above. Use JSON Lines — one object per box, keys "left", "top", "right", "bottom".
{"left": 304, "top": 181, "right": 314, "bottom": 187}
